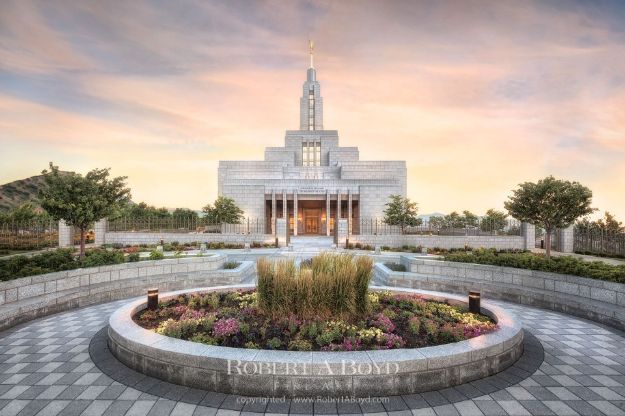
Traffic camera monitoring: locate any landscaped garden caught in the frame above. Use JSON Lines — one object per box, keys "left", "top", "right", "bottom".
{"left": 134, "top": 253, "right": 497, "bottom": 351}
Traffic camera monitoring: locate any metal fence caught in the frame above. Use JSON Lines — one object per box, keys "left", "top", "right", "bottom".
{"left": 0, "top": 219, "right": 59, "bottom": 250}
{"left": 107, "top": 217, "right": 267, "bottom": 235}
{"left": 574, "top": 230, "right": 625, "bottom": 258}
{"left": 354, "top": 218, "right": 522, "bottom": 236}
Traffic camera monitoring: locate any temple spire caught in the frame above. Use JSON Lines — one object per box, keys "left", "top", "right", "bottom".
{"left": 309, "top": 39, "right": 314, "bottom": 68}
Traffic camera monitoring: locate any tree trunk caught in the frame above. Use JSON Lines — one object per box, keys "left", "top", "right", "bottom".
{"left": 545, "top": 229, "right": 552, "bottom": 259}
{"left": 79, "top": 227, "right": 86, "bottom": 259}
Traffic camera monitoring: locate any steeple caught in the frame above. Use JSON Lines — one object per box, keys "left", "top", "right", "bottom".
{"left": 300, "top": 40, "right": 323, "bottom": 130}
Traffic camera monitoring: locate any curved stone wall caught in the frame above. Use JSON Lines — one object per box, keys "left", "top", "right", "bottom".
{"left": 374, "top": 256, "right": 625, "bottom": 331}
{"left": 107, "top": 286, "right": 523, "bottom": 397}
{"left": 0, "top": 255, "right": 255, "bottom": 331}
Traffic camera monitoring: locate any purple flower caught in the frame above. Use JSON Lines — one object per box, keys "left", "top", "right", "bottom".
{"left": 371, "top": 313, "right": 396, "bottom": 333}
{"left": 213, "top": 318, "right": 240, "bottom": 337}
{"left": 381, "top": 333, "right": 405, "bottom": 349}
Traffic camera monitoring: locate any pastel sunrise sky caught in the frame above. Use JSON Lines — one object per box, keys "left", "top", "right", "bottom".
{"left": 1, "top": 1, "right": 624, "bottom": 218}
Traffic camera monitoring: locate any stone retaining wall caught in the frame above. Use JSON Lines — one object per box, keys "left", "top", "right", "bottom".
{"left": 108, "top": 286, "right": 523, "bottom": 397}
{"left": 0, "top": 256, "right": 256, "bottom": 332}
{"left": 350, "top": 235, "right": 525, "bottom": 251}
{"left": 104, "top": 232, "right": 274, "bottom": 246}
{"left": 374, "top": 256, "right": 625, "bottom": 331}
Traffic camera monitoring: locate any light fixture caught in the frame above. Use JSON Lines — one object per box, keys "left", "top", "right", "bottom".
{"left": 147, "top": 288, "right": 159, "bottom": 310}
{"left": 469, "top": 291, "right": 480, "bottom": 314}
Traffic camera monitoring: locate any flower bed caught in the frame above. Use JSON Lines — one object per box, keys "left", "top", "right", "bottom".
{"left": 134, "top": 289, "right": 496, "bottom": 351}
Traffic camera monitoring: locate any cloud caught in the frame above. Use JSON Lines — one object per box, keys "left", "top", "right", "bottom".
{"left": 0, "top": 0, "right": 624, "bottom": 217}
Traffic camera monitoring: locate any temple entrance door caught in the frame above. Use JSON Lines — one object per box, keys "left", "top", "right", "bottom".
{"left": 304, "top": 209, "right": 320, "bottom": 234}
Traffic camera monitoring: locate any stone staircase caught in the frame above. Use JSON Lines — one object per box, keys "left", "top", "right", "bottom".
{"left": 287, "top": 235, "right": 334, "bottom": 252}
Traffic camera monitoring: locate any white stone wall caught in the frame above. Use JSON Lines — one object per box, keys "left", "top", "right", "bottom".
{"left": 350, "top": 234, "right": 525, "bottom": 250}
{"left": 104, "top": 232, "right": 273, "bottom": 245}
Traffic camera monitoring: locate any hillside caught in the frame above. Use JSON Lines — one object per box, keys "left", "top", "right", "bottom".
{"left": 0, "top": 173, "right": 68, "bottom": 212}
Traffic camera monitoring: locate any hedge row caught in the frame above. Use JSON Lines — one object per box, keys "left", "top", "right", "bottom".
{"left": 444, "top": 249, "right": 625, "bottom": 283}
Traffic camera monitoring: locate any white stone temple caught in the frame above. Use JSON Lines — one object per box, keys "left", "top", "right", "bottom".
{"left": 218, "top": 43, "right": 406, "bottom": 235}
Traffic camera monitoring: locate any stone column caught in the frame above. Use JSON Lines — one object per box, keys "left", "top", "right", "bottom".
{"left": 293, "top": 191, "right": 298, "bottom": 236}
{"left": 337, "top": 219, "right": 348, "bottom": 248}
{"left": 58, "top": 220, "right": 73, "bottom": 248}
{"left": 557, "top": 226, "right": 575, "bottom": 253}
{"left": 326, "top": 191, "right": 331, "bottom": 236}
{"left": 271, "top": 190, "right": 276, "bottom": 235}
{"left": 276, "top": 218, "right": 287, "bottom": 247}
{"left": 94, "top": 219, "right": 107, "bottom": 246}
{"left": 348, "top": 190, "right": 352, "bottom": 236}
{"left": 282, "top": 190, "right": 288, "bottom": 243}
{"left": 337, "top": 190, "right": 342, "bottom": 222}
{"left": 520, "top": 222, "right": 535, "bottom": 251}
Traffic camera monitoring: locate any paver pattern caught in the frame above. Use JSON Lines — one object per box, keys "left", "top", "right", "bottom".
{"left": 1, "top": 297, "right": 625, "bottom": 415}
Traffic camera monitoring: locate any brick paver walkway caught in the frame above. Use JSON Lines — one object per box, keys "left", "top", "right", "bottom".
{"left": 1, "top": 298, "right": 625, "bottom": 415}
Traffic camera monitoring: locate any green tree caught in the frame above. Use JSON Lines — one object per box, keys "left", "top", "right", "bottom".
{"left": 428, "top": 215, "right": 444, "bottom": 230}
{"left": 0, "top": 203, "right": 49, "bottom": 223}
{"left": 504, "top": 176, "right": 595, "bottom": 258}
{"left": 576, "top": 212, "right": 624, "bottom": 235}
{"left": 172, "top": 208, "right": 199, "bottom": 219}
{"left": 383, "top": 195, "right": 422, "bottom": 234}
{"left": 39, "top": 163, "right": 131, "bottom": 258}
{"left": 462, "top": 210, "right": 479, "bottom": 227}
{"left": 480, "top": 209, "right": 508, "bottom": 233}
{"left": 443, "top": 211, "right": 465, "bottom": 228}
{"left": 202, "top": 196, "right": 244, "bottom": 224}
{"left": 597, "top": 212, "right": 624, "bottom": 234}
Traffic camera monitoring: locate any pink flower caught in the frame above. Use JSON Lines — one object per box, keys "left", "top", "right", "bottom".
{"left": 371, "top": 313, "right": 396, "bottom": 333}
{"left": 381, "top": 333, "right": 405, "bottom": 349}
{"left": 213, "top": 318, "right": 240, "bottom": 337}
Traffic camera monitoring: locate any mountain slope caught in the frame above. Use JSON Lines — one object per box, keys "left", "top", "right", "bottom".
{"left": 0, "top": 173, "right": 66, "bottom": 211}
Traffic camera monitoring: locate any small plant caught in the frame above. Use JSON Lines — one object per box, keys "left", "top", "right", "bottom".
{"left": 127, "top": 253, "right": 140, "bottom": 262}
{"left": 266, "top": 337, "right": 282, "bottom": 349}
{"left": 288, "top": 339, "right": 312, "bottom": 351}
{"left": 223, "top": 261, "right": 240, "bottom": 269}
{"left": 213, "top": 318, "right": 240, "bottom": 337}
{"left": 149, "top": 251, "right": 164, "bottom": 260}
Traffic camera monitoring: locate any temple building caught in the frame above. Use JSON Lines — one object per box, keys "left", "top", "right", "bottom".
{"left": 217, "top": 43, "right": 406, "bottom": 235}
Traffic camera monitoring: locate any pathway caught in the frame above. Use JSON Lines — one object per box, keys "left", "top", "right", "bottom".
{"left": 1, "top": 297, "right": 625, "bottom": 415}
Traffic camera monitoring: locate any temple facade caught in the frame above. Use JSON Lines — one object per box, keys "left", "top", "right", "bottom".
{"left": 217, "top": 45, "right": 406, "bottom": 235}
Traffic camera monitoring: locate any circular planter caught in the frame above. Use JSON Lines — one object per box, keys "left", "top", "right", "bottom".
{"left": 108, "top": 285, "right": 523, "bottom": 397}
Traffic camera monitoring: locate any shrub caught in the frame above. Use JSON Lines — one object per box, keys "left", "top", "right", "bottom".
{"left": 288, "top": 339, "right": 312, "bottom": 351}
{"left": 444, "top": 249, "right": 625, "bottom": 283}
{"left": 190, "top": 333, "right": 217, "bottom": 345}
{"left": 156, "top": 318, "right": 201, "bottom": 339}
{"left": 0, "top": 248, "right": 131, "bottom": 281}
{"left": 257, "top": 253, "right": 373, "bottom": 320}
{"left": 149, "top": 251, "right": 164, "bottom": 260}
{"left": 128, "top": 253, "right": 140, "bottom": 262}
{"left": 213, "top": 318, "right": 240, "bottom": 337}
{"left": 80, "top": 249, "right": 124, "bottom": 268}
{"left": 266, "top": 337, "right": 282, "bottom": 349}
{"left": 223, "top": 261, "right": 240, "bottom": 270}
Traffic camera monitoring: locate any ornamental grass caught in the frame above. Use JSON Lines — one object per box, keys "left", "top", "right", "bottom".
{"left": 256, "top": 253, "right": 373, "bottom": 320}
